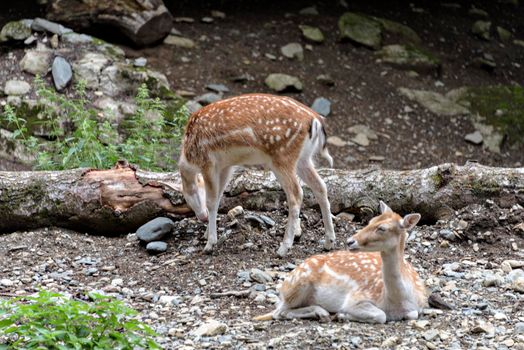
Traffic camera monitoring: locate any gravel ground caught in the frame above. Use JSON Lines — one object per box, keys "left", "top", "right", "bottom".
{"left": 1, "top": 202, "right": 523, "bottom": 349}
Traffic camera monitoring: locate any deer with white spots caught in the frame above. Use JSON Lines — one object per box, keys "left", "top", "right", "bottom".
{"left": 178, "top": 93, "right": 335, "bottom": 257}
{"left": 254, "top": 201, "right": 427, "bottom": 323}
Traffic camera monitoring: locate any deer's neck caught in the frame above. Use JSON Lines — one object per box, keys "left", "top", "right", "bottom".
{"left": 380, "top": 234, "right": 413, "bottom": 307}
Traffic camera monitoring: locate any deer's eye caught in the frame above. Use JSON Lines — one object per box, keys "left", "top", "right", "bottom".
{"left": 377, "top": 226, "right": 387, "bottom": 233}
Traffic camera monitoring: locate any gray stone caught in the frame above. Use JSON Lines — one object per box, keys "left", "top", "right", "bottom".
{"left": 468, "top": 7, "right": 489, "bottom": 18}
{"left": 472, "top": 20, "right": 491, "bottom": 40}
{"left": 206, "top": 83, "right": 230, "bottom": 93}
{"left": 265, "top": 73, "right": 303, "bottom": 92}
{"left": 193, "top": 320, "right": 227, "bottom": 337}
{"left": 4, "top": 80, "right": 31, "bottom": 96}
{"left": 316, "top": 74, "right": 335, "bottom": 86}
{"left": 398, "top": 88, "right": 470, "bottom": 116}
{"left": 327, "top": 136, "right": 347, "bottom": 147}
{"left": 52, "top": 56, "right": 72, "bottom": 91}
{"left": 195, "top": 92, "right": 222, "bottom": 105}
{"left": 372, "top": 17, "right": 421, "bottom": 44}
{"left": 259, "top": 215, "right": 275, "bottom": 227}
{"left": 497, "top": 26, "right": 512, "bottom": 42}
{"left": 351, "top": 133, "right": 370, "bottom": 146}
{"left": 137, "top": 217, "right": 175, "bottom": 243}
{"left": 299, "top": 6, "right": 319, "bottom": 15}
{"left": 338, "top": 12, "right": 382, "bottom": 49}
{"left": 73, "top": 52, "right": 110, "bottom": 89}
{"left": 0, "top": 278, "right": 14, "bottom": 287}
{"left": 250, "top": 268, "right": 273, "bottom": 283}
{"left": 201, "top": 17, "right": 214, "bottom": 23}
{"left": 185, "top": 100, "right": 203, "bottom": 114}
{"left": 280, "top": 43, "right": 304, "bottom": 60}
{"left": 311, "top": 97, "right": 331, "bottom": 116}
{"left": 61, "top": 32, "right": 93, "bottom": 44}
{"left": 347, "top": 124, "right": 378, "bottom": 140}
{"left": 24, "top": 35, "right": 37, "bottom": 45}
{"left": 163, "top": 35, "right": 196, "bottom": 48}
{"left": 133, "top": 57, "right": 147, "bottom": 67}
{"left": 515, "top": 322, "right": 524, "bottom": 334}
{"left": 31, "top": 18, "right": 73, "bottom": 35}
{"left": 378, "top": 44, "right": 440, "bottom": 72}
{"left": 299, "top": 25, "right": 324, "bottom": 43}
{"left": 439, "top": 229, "right": 458, "bottom": 241}
{"left": 465, "top": 130, "right": 483, "bottom": 145}
{"left": 507, "top": 269, "right": 524, "bottom": 283}
{"left": 20, "top": 49, "right": 53, "bottom": 75}
{"left": 146, "top": 241, "right": 168, "bottom": 254}
{"left": 0, "top": 20, "right": 32, "bottom": 42}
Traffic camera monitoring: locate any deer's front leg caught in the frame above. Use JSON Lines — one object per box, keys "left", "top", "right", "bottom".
{"left": 203, "top": 170, "right": 220, "bottom": 253}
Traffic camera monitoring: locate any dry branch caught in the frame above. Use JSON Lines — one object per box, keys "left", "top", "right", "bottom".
{"left": 0, "top": 162, "right": 523, "bottom": 234}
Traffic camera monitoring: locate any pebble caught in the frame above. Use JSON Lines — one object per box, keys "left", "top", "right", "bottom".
{"left": 351, "top": 133, "right": 370, "bottom": 147}
{"left": 227, "top": 206, "right": 244, "bottom": 219}
{"left": 316, "top": 74, "right": 335, "bottom": 86}
{"left": 52, "top": 56, "right": 72, "bottom": 91}
{"left": 0, "top": 278, "right": 14, "bottom": 287}
{"left": 311, "top": 97, "right": 331, "bottom": 116}
{"left": 299, "top": 25, "right": 324, "bottom": 43}
{"left": 146, "top": 241, "right": 168, "bottom": 254}
{"left": 264, "top": 73, "right": 303, "bottom": 92}
{"left": 439, "top": 229, "right": 457, "bottom": 241}
{"left": 193, "top": 320, "right": 227, "bottom": 336}
{"left": 31, "top": 18, "right": 73, "bottom": 35}
{"left": 206, "top": 83, "right": 229, "bottom": 93}
{"left": 4, "top": 80, "right": 31, "bottom": 95}
{"left": 163, "top": 35, "right": 196, "bottom": 48}
{"left": 327, "top": 136, "right": 347, "bottom": 147}
{"left": 195, "top": 92, "right": 222, "bottom": 105}
{"left": 137, "top": 217, "right": 175, "bottom": 243}
{"left": 515, "top": 322, "right": 524, "bottom": 334}
{"left": 465, "top": 130, "right": 483, "bottom": 145}
{"left": 250, "top": 268, "right": 273, "bottom": 284}
{"left": 381, "top": 336, "right": 400, "bottom": 347}
{"left": 423, "top": 329, "right": 439, "bottom": 341}
{"left": 280, "top": 43, "right": 304, "bottom": 61}
{"left": 133, "top": 57, "right": 147, "bottom": 67}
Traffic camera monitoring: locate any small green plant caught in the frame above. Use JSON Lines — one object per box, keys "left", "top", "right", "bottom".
{"left": 0, "top": 77, "right": 189, "bottom": 171}
{"left": 0, "top": 290, "right": 161, "bottom": 349}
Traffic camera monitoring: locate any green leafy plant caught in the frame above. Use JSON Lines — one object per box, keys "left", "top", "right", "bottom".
{"left": 1, "top": 77, "right": 189, "bottom": 171}
{"left": 0, "top": 290, "right": 161, "bottom": 350}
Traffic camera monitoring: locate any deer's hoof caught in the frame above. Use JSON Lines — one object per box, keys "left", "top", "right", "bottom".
{"left": 276, "top": 245, "right": 289, "bottom": 257}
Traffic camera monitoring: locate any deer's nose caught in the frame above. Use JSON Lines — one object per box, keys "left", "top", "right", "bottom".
{"left": 347, "top": 239, "right": 359, "bottom": 250}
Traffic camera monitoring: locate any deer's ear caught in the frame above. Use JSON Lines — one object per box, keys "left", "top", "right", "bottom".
{"left": 401, "top": 213, "right": 421, "bottom": 230}
{"left": 379, "top": 201, "right": 392, "bottom": 214}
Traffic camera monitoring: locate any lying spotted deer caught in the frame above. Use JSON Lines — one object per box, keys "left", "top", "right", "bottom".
{"left": 255, "top": 202, "right": 427, "bottom": 323}
{"left": 179, "top": 93, "right": 335, "bottom": 257}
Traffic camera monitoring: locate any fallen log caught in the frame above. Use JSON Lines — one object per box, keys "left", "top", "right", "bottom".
{"left": 0, "top": 162, "right": 522, "bottom": 234}
{"left": 46, "top": 0, "right": 173, "bottom": 46}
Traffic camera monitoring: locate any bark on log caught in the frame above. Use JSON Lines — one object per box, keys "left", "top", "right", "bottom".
{"left": 0, "top": 162, "right": 523, "bottom": 234}
{"left": 46, "top": 0, "right": 173, "bottom": 46}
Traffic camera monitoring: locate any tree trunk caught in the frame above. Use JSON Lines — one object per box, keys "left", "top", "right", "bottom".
{"left": 0, "top": 162, "right": 523, "bottom": 234}
{"left": 46, "top": 0, "right": 173, "bottom": 46}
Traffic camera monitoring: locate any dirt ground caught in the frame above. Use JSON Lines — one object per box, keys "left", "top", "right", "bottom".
{"left": 1, "top": 1, "right": 524, "bottom": 349}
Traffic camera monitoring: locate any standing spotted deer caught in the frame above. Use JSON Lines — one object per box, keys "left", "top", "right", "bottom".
{"left": 255, "top": 202, "right": 428, "bottom": 323}
{"left": 179, "top": 93, "right": 335, "bottom": 257}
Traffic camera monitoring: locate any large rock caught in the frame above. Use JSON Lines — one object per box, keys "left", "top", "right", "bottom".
{"left": 398, "top": 88, "right": 470, "bottom": 116}
{"left": 0, "top": 20, "right": 32, "bottom": 42}
{"left": 20, "top": 49, "right": 53, "bottom": 76}
{"left": 265, "top": 74, "right": 303, "bottom": 92}
{"left": 136, "top": 217, "right": 175, "bottom": 243}
{"left": 377, "top": 44, "right": 440, "bottom": 73}
{"left": 52, "top": 56, "right": 73, "bottom": 91}
{"left": 280, "top": 43, "right": 304, "bottom": 60}
{"left": 73, "top": 52, "right": 110, "bottom": 89}
{"left": 98, "top": 62, "right": 170, "bottom": 97}
{"left": 4, "top": 80, "right": 31, "bottom": 96}
{"left": 338, "top": 12, "right": 382, "bottom": 49}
